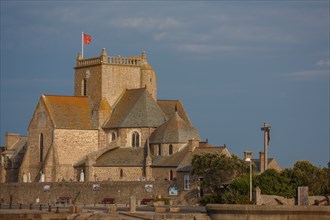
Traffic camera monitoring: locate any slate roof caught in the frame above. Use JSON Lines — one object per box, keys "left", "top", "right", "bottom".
{"left": 2, "top": 136, "right": 27, "bottom": 157}
{"left": 149, "top": 112, "right": 200, "bottom": 144}
{"left": 42, "top": 95, "right": 96, "bottom": 129}
{"left": 157, "top": 100, "right": 190, "bottom": 123}
{"left": 252, "top": 158, "right": 275, "bottom": 172}
{"left": 151, "top": 144, "right": 190, "bottom": 167}
{"left": 95, "top": 147, "right": 145, "bottom": 167}
{"left": 103, "top": 88, "right": 167, "bottom": 128}
{"left": 176, "top": 144, "right": 229, "bottom": 172}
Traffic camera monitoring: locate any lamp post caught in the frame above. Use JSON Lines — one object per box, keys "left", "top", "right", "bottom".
{"left": 245, "top": 157, "right": 252, "bottom": 202}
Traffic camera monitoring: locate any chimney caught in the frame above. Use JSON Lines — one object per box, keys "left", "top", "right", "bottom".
{"left": 188, "top": 139, "right": 199, "bottom": 152}
{"left": 259, "top": 152, "right": 265, "bottom": 173}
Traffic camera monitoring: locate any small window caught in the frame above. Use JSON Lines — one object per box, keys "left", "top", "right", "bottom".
{"left": 120, "top": 169, "right": 124, "bottom": 178}
{"left": 107, "top": 131, "right": 117, "bottom": 144}
{"left": 169, "top": 144, "right": 173, "bottom": 155}
{"left": 169, "top": 170, "right": 173, "bottom": 180}
{"left": 158, "top": 144, "right": 162, "bottom": 156}
{"left": 111, "top": 132, "right": 116, "bottom": 141}
{"left": 132, "top": 131, "right": 140, "bottom": 147}
{"left": 82, "top": 79, "right": 87, "bottom": 96}
{"left": 184, "top": 175, "right": 191, "bottom": 190}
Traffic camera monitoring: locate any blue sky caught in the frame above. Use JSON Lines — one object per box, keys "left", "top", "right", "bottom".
{"left": 1, "top": 1, "right": 329, "bottom": 168}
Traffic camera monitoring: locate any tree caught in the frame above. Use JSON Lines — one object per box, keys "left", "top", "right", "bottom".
{"left": 191, "top": 153, "right": 250, "bottom": 204}
{"left": 291, "top": 160, "right": 328, "bottom": 195}
{"left": 256, "top": 161, "right": 329, "bottom": 198}
{"left": 255, "top": 169, "right": 295, "bottom": 198}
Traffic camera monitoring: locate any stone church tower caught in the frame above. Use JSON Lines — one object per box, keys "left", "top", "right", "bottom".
{"left": 74, "top": 49, "right": 157, "bottom": 129}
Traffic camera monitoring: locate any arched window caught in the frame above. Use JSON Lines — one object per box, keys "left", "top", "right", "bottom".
{"left": 39, "top": 133, "right": 44, "bottom": 162}
{"left": 82, "top": 79, "right": 87, "bottom": 96}
{"left": 169, "top": 144, "right": 173, "bottom": 155}
{"left": 132, "top": 131, "right": 140, "bottom": 147}
{"left": 120, "top": 169, "right": 124, "bottom": 178}
{"left": 111, "top": 132, "right": 116, "bottom": 141}
{"left": 107, "top": 131, "right": 117, "bottom": 144}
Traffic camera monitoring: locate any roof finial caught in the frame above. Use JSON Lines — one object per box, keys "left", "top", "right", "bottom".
{"left": 101, "top": 48, "right": 108, "bottom": 56}
{"left": 77, "top": 52, "right": 82, "bottom": 61}
{"left": 141, "top": 51, "right": 148, "bottom": 65}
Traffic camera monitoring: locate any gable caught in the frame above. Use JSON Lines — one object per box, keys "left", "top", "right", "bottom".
{"left": 157, "top": 100, "right": 191, "bottom": 123}
{"left": 28, "top": 96, "right": 54, "bottom": 130}
{"left": 103, "top": 88, "right": 167, "bottom": 128}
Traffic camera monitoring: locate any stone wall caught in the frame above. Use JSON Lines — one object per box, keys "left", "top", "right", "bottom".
{"left": 93, "top": 166, "right": 144, "bottom": 181}
{"left": 206, "top": 204, "right": 330, "bottom": 220}
{"left": 0, "top": 181, "right": 176, "bottom": 205}
{"left": 20, "top": 98, "right": 54, "bottom": 182}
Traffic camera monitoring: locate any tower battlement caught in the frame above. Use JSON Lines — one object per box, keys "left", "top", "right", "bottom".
{"left": 75, "top": 48, "right": 146, "bottom": 68}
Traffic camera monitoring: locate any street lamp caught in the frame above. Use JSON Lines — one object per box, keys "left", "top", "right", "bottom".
{"left": 245, "top": 157, "right": 252, "bottom": 202}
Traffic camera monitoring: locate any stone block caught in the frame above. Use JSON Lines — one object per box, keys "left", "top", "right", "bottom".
{"left": 155, "top": 207, "right": 166, "bottom": 213}
{"left": 107, "top": 205, "right": 117, "bottom": 214}
{"left": 170, "top": 207, "right": 180, "bottom": 213}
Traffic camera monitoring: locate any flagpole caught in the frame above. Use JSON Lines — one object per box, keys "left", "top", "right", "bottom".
{"left": 81, "top": 32, "right": 84, "bottom": 58}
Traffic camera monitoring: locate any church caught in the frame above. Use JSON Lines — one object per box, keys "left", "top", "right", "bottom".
{"left": 0, "top": 48, "right": 231, "bottom": 184}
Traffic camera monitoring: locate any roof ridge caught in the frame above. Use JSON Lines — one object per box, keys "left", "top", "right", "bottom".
{"left": 43, "top": 94, "right": 88, "bottom": 98}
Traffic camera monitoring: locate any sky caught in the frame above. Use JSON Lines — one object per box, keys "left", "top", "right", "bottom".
{"left": 0, "top": 1, "right": 329, "bottom": 168}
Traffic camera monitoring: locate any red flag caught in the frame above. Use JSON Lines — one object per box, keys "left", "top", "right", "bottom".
{"left": 83, "top": 33, "right": 92, "bottom": 45}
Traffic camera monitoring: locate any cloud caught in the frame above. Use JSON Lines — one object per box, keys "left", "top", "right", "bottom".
{"left": 317, "top": 58, "right": 330, "bottom": 67}
{"left": 288, "top": 70, "right": 329, "bottom": 80}
{"left": 110, "top": 17, "right": 183, "bottom": 31}
{"left": 176, "top": 43, "right": 254, "bottom": 53}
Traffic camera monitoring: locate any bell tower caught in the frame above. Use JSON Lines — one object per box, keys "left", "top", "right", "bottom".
{"left": 74, "top": 48, "right": 158, "bottom": 127}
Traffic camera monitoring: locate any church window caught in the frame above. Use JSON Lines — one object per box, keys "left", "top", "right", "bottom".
{"left": 120, "top": 169, "right": 124, "bottom": 178}
{"left": 169, "top": 144, "right": 173, "bottom": 155}
{"left": 39, "top": 133, "right": 44, "bottom": 162}
{"left": 107, "top": 131, "right": 117, "bottom": 144}
{"left": 169, "top": 170, "right": 173, "bottom": 180}
{"left": 82, "top": 79, "right": 87, "bottom": 96}
{"left": 132, "top": 131, "right": 140, "bottom": 147}
{"left": 158, "top": 144, "right": 162, "bottom": 156}
{"left": 184, "top": 175, "right": 191, "bottom": 190}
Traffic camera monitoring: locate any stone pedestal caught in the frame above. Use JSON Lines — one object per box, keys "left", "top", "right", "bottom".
{"left": 130, "top": 196, "right": 136, "bottom": 213}
{"left": 107, "top": 205, "right": 117, "bottom": 214}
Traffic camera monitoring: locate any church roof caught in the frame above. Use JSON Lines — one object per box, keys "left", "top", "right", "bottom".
{"left": 157, "top": 100, "right": 190, "bottom": 123}
{"left": 149, "top": 112, "right": 200, "bottom": 144}
{"left": 95, "top": 147, "right": 144, "bottom": 167}
{"left": 151, "top": 144, "right": 190, "bottom": 167}
{"left": 103, "top": 88, "right": 167, "bottom": 128}
{"left": 42, "top": 95, "right": 96, "bottom": 129}
{"left": 176, "top": 144, "right": 229, "bottom": 172}
{"left": 1, "top": 136, "right": 27, "bottom": 157}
